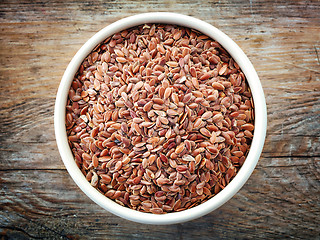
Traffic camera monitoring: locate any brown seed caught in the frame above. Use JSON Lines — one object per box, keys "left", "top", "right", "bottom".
{"left": 184, "top": 140, "right": 191, "bottom": 151}
{"left": 82, "top": 153, "right": 92, "bottom": 161}
{"left": 143, "top": 101, "right": 153, "bottom": 112}
{"left": 193, "top": 154, "right": 201, "bottom": 166}
{"left": 212, "top": 113, "right": 224, "bottom": 123}
{"left": 92, "top": 155, "right": 99, "bottom": 168}
{"left": 244, "top": 130, "right": 253, "bottom": 138}
{"left": 164, "top": 88, "right": 172, "bottom": 99}
{"left": 166, "top": 61, "right": 178, "bottom": 68}
{"left": 167, "top": 109, "right": 178, "bottom": 116}
{"left": 175, "top": 143, "right": 185, "bottom": 154}
{"left": 193, "top": 118, "right": 203, "bottom": 129}
{"left": 116, "top": 57, "right": 127, "bottom": 63}
{"left": 182, "top": 155, "right": 195, "bottom": 161}
{"left": 201, "top": 111, "right": 213, "bottom": 120}
{"left": 173, "top": 30, "right": 182, "bottom": 40}
{"left": 219, "top": 65, "right": 228, "bottom": 75}
{"left": 200, "top": 128, "right": 211, "bottom": 137}
{"left": 182, "top": 93, "right": 192, "bottom": 103}
{"left": 91, "top": 172, "right": 99, "bottom": 187}
{"left": 212, "top": 82, "right": 225, "bottom": 90}
{"left": 153, "top": 98, "right": 164, "bottom": 104}
{"left": 158, "top": 86, "right": 165, "bottom": 98}
{"left": 190, "top": 67, "right": 197, "bottom": 77}
{"left": 150, "top": 208, "right": 164, "bottom": 214}
{"left": 133, "top": 118, "right": 144, "bottom": 124}
{"left": 133, "top": 123, "right": 142, "bottom": 135}
{"left": 171, "top": 93, "right": 179, "bottom": 104}
{"left": 176, "top": 165, "right": 188, "bottom": 172}
{"left": 189, "top": 103, "right": 198, "bottom": 109}
{"left": 100, "top": 174, "right": 112, "bottom": 184}
{"left": 210, "top": 132, "right": 217, "bottom": 144}
{"left": 159, "top": 153, "right": 168, "bottom": 163}
{"left": 169, "top": 158, "right": 177, "bottom": 168}
{"left": 206, "top": 145, "right": 219, "bottom": 155}
{"left": 115, "top": 161, "right": 123, "bottom": 171}
{"left": 241, "top": 123, "right": 254, "bottom": 131}
{"left": 164, "top": 38, "right": 174, "bottom": 45}
{"left": 200, "top": 72, "right": 212, "bottom": 80}
{"left": 207, "top": 94, "right": 218, "bottom": 101}
{"left": 192, "top": 91, "right": 203, "bottom": 98}
{"left": 159, "top": 116, "right": 169, "bottom": 125}
{"left": 148, "top": 154, "right": 157, "bottom": 165}
{"left": 157, "top": 44, "right": 166, "bottom": 54}
{"left": 233, "top": 151, "right": 244, "bottom": 157}
{"left": 191, "top": 78, "right": 199, "bottom": 89}
{"left": 145, "top": 169, "right": 155, "bottom": 179}
{"left": 189, "top": 161, "right": 195, "bottom": 173}
{"left": 133, "top": 81, "right": 144, "bottom": 92}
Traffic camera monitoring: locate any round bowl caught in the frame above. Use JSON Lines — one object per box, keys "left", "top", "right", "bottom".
{"left": 54, "top": 12, "right": 267, "bottom": 224}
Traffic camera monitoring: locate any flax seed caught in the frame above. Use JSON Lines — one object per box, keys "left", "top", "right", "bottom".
{"left": 66, "top": 23, "right": 254, "bottom": 214}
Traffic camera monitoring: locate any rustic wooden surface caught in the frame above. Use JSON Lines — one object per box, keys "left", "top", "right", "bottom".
{"left": 0, "top": 0, "right": 319, "bottom": 239}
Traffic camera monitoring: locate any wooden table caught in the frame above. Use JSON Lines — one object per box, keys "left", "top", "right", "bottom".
{"left": 1, "top": 0, "right": 319, "bottom": 239}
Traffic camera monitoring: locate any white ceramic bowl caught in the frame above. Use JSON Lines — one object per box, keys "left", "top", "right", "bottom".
{"left": 55, "top": 12, "right": 267, "bottom": 224}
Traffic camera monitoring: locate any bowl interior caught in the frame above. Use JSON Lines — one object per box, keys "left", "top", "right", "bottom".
{"left": 54, "top": 12, "right": 267, "bottom": 224}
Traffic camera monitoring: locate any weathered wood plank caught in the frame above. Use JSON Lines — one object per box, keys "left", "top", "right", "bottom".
{"left": 1, "top": 7, "right": 319, "bottom": 139}
{"left": 0, "top": 156, "right": 319, "bottom": 239}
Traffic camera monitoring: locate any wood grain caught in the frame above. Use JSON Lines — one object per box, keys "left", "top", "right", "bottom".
{"left": 0, "top": 0, "right": 319, "bottom": 239}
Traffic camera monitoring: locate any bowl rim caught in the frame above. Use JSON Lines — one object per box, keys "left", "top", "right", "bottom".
{"left": 54, "top": 12, "right": 267, "bottom": 225}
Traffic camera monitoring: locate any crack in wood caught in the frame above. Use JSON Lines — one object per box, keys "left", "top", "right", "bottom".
{"left": 263, "top": 155, "right": 320, "bottom": 158}
{"left": 1, "top": 213, "right": 72, "bottom": 240}
{"left": 314, "top": 46, "right": 320, "bottom": 65}
{"left": 249, "top": 52, "right": 320, "bottom": 74}
{"left": 0, "top": 225, "right": 44, "bottom": 239}
{"left": 258, "top": 164, "right": 317, "bottom": 168}
{"left": 0, "top": 169, "right": 66, "bottom": 171}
